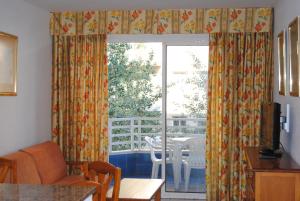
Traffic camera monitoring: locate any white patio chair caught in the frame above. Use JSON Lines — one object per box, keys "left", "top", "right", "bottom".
{"left": 182, "top": 136, "right": 206, "bottom": 191}
{"left": 145, "top": 136, "right": 173, "bottom": 178}
{"left": 145, "top": 136, "right": 162, "bottom": 178}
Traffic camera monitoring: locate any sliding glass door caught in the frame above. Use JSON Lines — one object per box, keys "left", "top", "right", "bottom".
{"left": 163, "top": 44, "right": 208, "bottom": 194}
{"left": 108, "top": 35, "right": 208, "bottom": 199}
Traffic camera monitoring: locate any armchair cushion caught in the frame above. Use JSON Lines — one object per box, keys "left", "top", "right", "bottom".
{"left": 21, "top": 141, "right": 67, "bottom": 184}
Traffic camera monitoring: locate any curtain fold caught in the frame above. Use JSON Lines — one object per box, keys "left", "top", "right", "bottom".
{"left": 51, "top": 34, "right": 108, "bottom": 162}
{"left": 206, "top": 32, "right": 273, "bottom": 201}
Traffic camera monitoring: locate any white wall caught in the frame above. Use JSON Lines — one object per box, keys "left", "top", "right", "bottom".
{"left": 0, "top": 0, "right": 51, "bottom": 155}
{"left": 274, "top": 0, "right": 300, "bottom": 163}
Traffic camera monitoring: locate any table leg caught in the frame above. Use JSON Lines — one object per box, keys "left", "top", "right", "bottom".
{"left": 154, "top": 188, "right": 161, "bottom": 201}
{"left": 173, "top": 162, "right": 179, "bottom": 190}
{"left": 172, "top": 145, "right": 183, "bottom": 190}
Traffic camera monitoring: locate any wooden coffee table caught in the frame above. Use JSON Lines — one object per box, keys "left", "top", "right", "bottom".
{"left": 107, "top": 178, "right": 164, "bottom": 201}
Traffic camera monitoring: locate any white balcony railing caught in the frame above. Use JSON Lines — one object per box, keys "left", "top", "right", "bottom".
{"left": 109, "top": 117, "right": 206, "bottom": 153}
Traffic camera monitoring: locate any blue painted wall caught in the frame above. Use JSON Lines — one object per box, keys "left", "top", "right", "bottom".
{"left": 109, "top": 153, "right": 153, "bottom": 178}
{"left": 109, "top": 152, "right": 204, "bottom": 179}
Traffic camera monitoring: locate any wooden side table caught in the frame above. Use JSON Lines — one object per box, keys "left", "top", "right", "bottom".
{"left": 107, "top": 178, "right": 164, "bottom": 201}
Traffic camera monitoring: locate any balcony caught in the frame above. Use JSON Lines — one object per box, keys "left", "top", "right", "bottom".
{"left": 108, "top": 117, "right": 206, "bottom": 193}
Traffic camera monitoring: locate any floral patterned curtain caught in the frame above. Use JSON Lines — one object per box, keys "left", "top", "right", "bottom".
{"left": 52, "top": 34, "right": 109, "bottom": 162}
{"left": 50, "top": 6, "right": 274, "bottom": 197}
{"left": 206, "top": 32, "right": 273, "bottom": 201}
{"left": 50, "top": 8, "right": 272, "bottom": 35}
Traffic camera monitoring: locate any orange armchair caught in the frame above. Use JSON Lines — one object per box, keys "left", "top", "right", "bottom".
{"left": 0, "top": 141, "right": 121, "bottom": 201}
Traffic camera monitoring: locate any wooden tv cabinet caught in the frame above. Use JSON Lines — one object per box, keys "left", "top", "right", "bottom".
{"left": 245, "top": 147, "right": 300, "bottom": 201}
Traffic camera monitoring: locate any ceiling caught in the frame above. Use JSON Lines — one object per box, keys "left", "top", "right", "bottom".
{"left": 23, "top": 0, "right": 277, "bottom": 11}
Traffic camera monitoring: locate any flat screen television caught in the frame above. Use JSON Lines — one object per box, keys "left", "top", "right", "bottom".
{"left": 259, "top": 102, "right": 281, "bottom": 157}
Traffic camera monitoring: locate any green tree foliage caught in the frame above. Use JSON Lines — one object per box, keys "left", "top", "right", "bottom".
{"left": 184, "top": 55, "right": 208, "bottom": 117}
{"left": 108, "top": 43, "right": 162, "bottom": 118}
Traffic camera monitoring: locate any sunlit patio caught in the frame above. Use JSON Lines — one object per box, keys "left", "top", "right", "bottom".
{"left": 108, "top": 117, "right": 206, "bottom": 193}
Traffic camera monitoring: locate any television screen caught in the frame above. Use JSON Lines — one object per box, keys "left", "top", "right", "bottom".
{"left": 260, "top": 102, "right": 281, "bottom": 151}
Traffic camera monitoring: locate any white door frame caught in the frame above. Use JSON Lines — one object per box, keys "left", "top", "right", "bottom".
{"left": 108, "top": 34, "right": 208, "bottom": 200}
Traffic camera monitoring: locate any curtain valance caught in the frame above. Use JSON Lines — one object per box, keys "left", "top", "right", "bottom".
{"left": 50, "top": 8, "right": 272, "bottom": 35}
